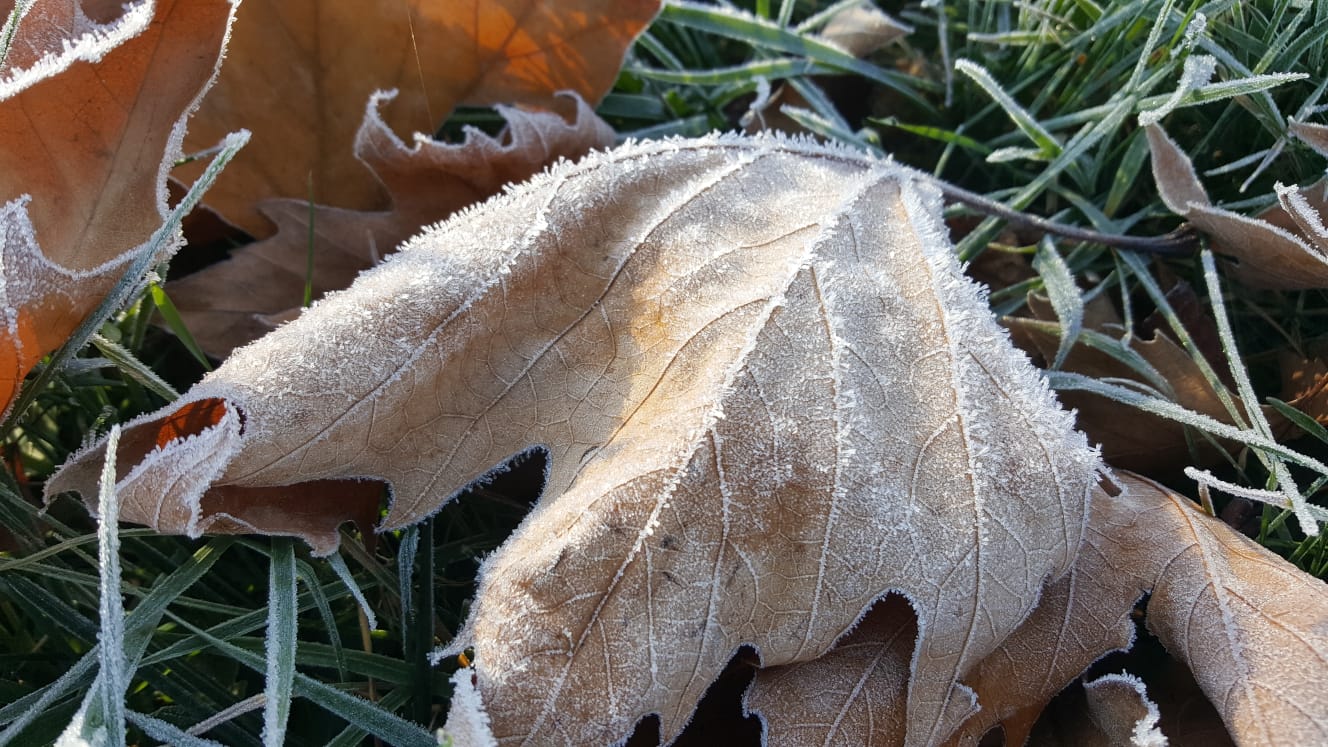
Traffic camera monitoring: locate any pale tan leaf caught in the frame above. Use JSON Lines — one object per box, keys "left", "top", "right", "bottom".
{"left": 1146, "top": 123, "right": 1328, "bottom": 289}
{"left": 744, "top": 595, "right": 916, "bottom": 747}
{"left": 168, "top": 90, "right": 614, "bottom": 358}
{"left": 48, "top": 134, "right": 1100, "bottom": 745}
{"left": 945, "top": 480, "right": 1146, "bottom": 747}
{"left": 1290, "top": 120, "right": 1328, "bottom": 159}
{"left": 174, "top": 0, "right": 658, "bottom": 235}
{"left": 0, "top": 0, "right": 235, "bottom": 415}
{"left": 1100, "top": 473, "right": 1328, "bottom": 746}
{"left": 819, "top": 3, "right": 911, "bottom": 58}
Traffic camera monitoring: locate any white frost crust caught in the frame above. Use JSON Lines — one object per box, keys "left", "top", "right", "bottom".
{"left": 439, "top": 668, "right": 499, "bottom": 747}
{"left": 0, "top": 1, "right": 153, "bottom": 99}
{"left": 1084, "top": 672, "right": 1168, "bottom": 747}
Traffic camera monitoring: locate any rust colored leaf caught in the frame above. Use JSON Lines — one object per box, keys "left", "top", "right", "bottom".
{"left": 175, "top": 0, "right": 657, "bottom": 236}
{"left": 49, "top": 134, "right": 1100, "bottom": 745}
{"left": 0, "top": 0, "right": 235, "bottom": 416}
{"left": 1147, "top": 123, "right": 1328, "bottom": 290}
{"left": 169, "top": 91, "right": 614, "bottom": 358}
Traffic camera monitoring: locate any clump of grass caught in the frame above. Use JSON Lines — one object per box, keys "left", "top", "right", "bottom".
{"left": 3, "top": 1, "right": 1327, "bottom": 744}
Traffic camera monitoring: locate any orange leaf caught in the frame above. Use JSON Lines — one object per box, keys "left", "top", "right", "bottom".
{"left": 168, "top": 91, "right": 614, "bottom": 358}
{"left": 0, "top": 0, "right": 235, "bottom": 416}
{"left": 175, "top": 0, "right": 658, "bottom": 236}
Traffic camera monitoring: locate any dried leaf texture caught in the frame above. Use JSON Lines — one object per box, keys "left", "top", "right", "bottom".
{"left": 50, "top": 135, "right": 1100, "bottom": 745}
{"left": 0, "top": 0, "right": 235, "bottom": 415}
{"left": 744, "top": 594, "right": 915, "bottom": 746}
{"left": 169, "top": 90, "right": 614, "bottom": 358}
{"left": 1147, "top": 123, "right": 1328, "bottom": 290}
{"left": 1102, "top": 474, "right": 1328, "bottom": 746}
{"left": 175, "top": 0, "right": 658, "bottom": 235}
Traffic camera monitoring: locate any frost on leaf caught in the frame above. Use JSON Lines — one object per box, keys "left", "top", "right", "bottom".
{"left": 0, "top": 0, "right": 235, "bottom": 416}
{"left": 50, "top": 134, "right": 1100, "bottom": 744}
{"left": 1095, "top": 474, "right": 1328, "bottom": 746}
{"left": 172, "top": 0, "right": 659, "bottom": 235}
{"left": 169, "top": 91, "right": 614, "bottom": 358}
{"left": 1147, "top": 122, "right": 1328, "bottom": 290}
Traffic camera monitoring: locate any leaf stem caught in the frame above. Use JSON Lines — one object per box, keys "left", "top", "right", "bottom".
{"left": 933, "top": 179, "right": 1201, "bottom": 256}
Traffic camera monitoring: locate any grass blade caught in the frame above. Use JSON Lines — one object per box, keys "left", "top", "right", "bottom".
{"left": 262, "top": 538, "right": 298, "bottom": 747}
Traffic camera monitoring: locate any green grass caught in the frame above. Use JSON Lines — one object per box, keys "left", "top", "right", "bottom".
{"left": 4, "top": 0, "right": 1328, "bottom": 743}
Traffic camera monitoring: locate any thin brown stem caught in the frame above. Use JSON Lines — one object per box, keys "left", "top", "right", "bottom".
{"left": 934, "top": 179, "right": 1201, "bottom": 257}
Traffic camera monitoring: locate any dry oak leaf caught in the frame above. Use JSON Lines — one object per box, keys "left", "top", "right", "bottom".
{"left": 50, "top": 134, "right": 1100, "bottom": 746}
{"left": 1092, "top": 474, "right": 1328, "bottom": 745}
{"left": 174, "top": 0, "right": 658, "bottom": 236}
{"left": 0, "top": 0, "right": 236, "bottom": 416}
{"left": 947, "top": 473, "right": 1328, "bottom": 747}
{"left": 168, "top": 90, "right": 614, "bottom": 358}
{"left": 1147, "top": 122, "right": 1328, "bottom": 290}
{"left": 1024, "top": 674, "right": 1166, "bottom": 747}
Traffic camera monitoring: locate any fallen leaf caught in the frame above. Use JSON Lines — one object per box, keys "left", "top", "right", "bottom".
{"left": 818, "top": 3, "right": 911, "bottom": 59}
{"left": 1276, "top": 352, "right": 1328, "bottom": 435}
{"left": 744, "top": 595, "right": 915, "bottom": 746}
{"left": 48, "top": 134, "right": 1101, "bottom": 745}
{"left": 1290, "top": 119, "right": 1328, "bottom": 159}
{"left": 1095, "top": 473, "right": 1328, "bottom": 745}
{"left": 1024, "top": 675, "right": 1165, "bottom": 747}
{"left": 0, "top": 0, "right": 235, "bottom": 416}
{"left": 175, "top": 0, "right": 658, "bottom": 235}
{"left": 944, "top": 477, "right": 1147, "bottom": 746}
{"left": 743, "top": 2, "right": 908, "bottom": 135}
{"left": 1147, "top": 122, "right": 1328, "bottom": 290}
{"left": 1082, "top": 674, "right": 1167, "bottom": 747}
{"left": 168, "top": 90, "right": 614, "bottom": 358}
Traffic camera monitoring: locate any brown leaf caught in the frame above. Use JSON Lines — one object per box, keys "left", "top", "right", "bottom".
{"left": 168, "top": 91, "right": 614, "bottom": 358}
{"left": 946, "top": 479, "right": 1147, "bottom": 746}
{"left": 1082, "top": 674, "right": 1167, "bottom": 746}
{"left": 744, "top": 595, "right": 916, "bottom": 746}
{"left": 175, "top": 0, "right": 658, "bottom": 235}
{"left": 0, "top": 0, "right": 235, "bottom": 415}
{"left": 1099, "top": 473, "right": 1328, "bottom": 745}
{"left": 819, "top": 3, "right": 911, "bottom": 59}
{"left": 1276, "top": 353, "right": 1328, "bottom": 436}
{"left": 743, "top": 2, "right": 908, "bottom": 135}
{"left": 1147, "top": 123, "right": 1328, "bottom": 290}
{"left": 1024, "top": 675, "right": 1165, "bottom": 747}
{"left": 49, "top": 135, "right": 1100, "bottom": 744}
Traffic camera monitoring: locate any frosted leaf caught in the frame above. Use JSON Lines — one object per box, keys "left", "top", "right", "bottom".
{"left": 50, "top": 134, "right": 1101, "bottom": 744}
